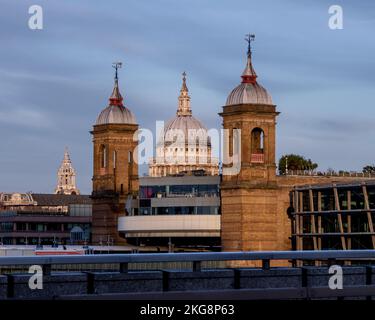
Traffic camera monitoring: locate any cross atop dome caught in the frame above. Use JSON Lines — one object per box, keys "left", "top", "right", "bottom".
{"left": 181, "top": 71, "right": 188, "bottom": 92}
{"left": 63, "top": 146, "right": 71, "bottom": 161}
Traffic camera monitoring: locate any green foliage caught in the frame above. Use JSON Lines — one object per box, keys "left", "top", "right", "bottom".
{"left": 278, "top": 154, "right": 318, "bottom": 175}
{"left": 363, "top": 165, "right": 375, "bottom": 174}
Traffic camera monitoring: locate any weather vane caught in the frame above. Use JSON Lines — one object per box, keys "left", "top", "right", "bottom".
{"left": 245, "top": 34, "right": 255, "bottom": 56}
{"left": 112, "top": 61, "right": 122, "bottom": 79}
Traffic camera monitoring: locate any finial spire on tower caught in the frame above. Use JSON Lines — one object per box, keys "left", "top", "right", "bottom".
{"left": 109, "top": 61, "right": 124, "bottom": 106}
{"left": 113, "top": 62, "right": 122, "bottom": 80}
{"left": 181, "top": 71, "right": 188, "bottom": 92}
{"left": 177, "top": 71, "right": 192, "bottom": 116}
{"left": 242, "top": 34, "right": 257, "bottom": 84}
{"left": 64, "top": 146, "right": 70, "bottom": 161}
{"left": 245, "top": 33, "right": 255, "bottom": 57}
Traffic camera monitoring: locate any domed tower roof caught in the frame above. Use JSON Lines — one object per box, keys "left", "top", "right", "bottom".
{"left": 162, "top": 72, "right": 208, "bottom": 141}
{"left": 95, "top": 62, "right": 136, "bottom": 125}
{"left": 226, "top": 35, "right": 273, "bottom": 106}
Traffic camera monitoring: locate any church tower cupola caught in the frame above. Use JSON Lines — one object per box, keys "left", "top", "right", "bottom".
{"left": 96, "top": 62, "right": 136, "bottom": 125}
{"left": 55, "top": 147, "right": 80, "bottom": 195}
{"left": 226, "top": 34, "right": 273, "bottom": 106}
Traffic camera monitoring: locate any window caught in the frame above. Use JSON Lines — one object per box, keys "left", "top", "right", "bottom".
{"left": 128, "top": 151, "right": 132, "bottom": 164}
{"left": 251, "top": 127, "right": 264, "bottom": 153}
{"left": 100, "top": 145, "right": 107, "bottom": 168}
{"left": 250, "top": 127, "right": 265, "bottom": 163}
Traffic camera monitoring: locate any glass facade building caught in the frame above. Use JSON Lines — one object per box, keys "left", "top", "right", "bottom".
{"left": 119, "top": 175, "right": 221, "bottom": 250}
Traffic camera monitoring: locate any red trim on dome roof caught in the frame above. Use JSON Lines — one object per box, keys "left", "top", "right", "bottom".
{"left": 241, "top": 74, "right": 257, "bottom": 84}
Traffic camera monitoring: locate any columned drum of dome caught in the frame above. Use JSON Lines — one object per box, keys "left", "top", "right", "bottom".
{"left": 149, "top": 72, "right": 219, "bottom": 177}
{"left": 91, "top": 63, "right": 139, "bottom": 245}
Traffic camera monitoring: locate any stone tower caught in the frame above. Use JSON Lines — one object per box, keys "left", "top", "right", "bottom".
{"left": 220, "top": 35, "right": 280, "bottom": 252}
{"left": 91, "top": 63, "right": 138, "bottom": 245}
{"left": 55, "top": 147, "right": 80, "bottom": 195}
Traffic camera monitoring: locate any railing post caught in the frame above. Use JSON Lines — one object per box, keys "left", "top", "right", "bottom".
{"left": 301, "top": 267, "right": 309, "bottom": 300}
{"left": 87, "top": 272, "right": 95, "bottom": 294}
{"left": 327, "top": 258, "right": 336, "bottom": 267}
{"left": 162, "top": 271, "right": 169, "bottom": 292}
{"left": 233, "top": 269, "right": 241, "bottom": 289}
{"left": 193, "top": 261, "right": 201, "bottom": 272}
{"left": 6, "top": 275, "right": 14, "bottom": 299}
{"left": 262, "top": 259, "right": 270, "bottom": 270}
{"left": 366, "top": 266, "right": 372, "bottom": 301}
{"left": 119, "top": 262, "right": 128, "bottom": 273}
{"left": 42, "top": 264, "right": 51, "bottom": 276}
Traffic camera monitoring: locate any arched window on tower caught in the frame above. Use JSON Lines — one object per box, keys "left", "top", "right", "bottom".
{"left": 128, "top": 151, "right": 133, "bottom": 164}
{"left": 100, "top": 145, "right": 107, "bottom": 169}
{"left": 251, "top": 127, "right": 264, "bottom": 163}
{"left": 113, "top": 150, "right": 117, "bottom": 169}
{"left": 128, "top": 151, "right": 133, "bottom": 192}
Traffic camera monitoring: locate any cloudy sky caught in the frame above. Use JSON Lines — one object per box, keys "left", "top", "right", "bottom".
{"left": 0, "top": 0, "right": 374, "bottom": 194}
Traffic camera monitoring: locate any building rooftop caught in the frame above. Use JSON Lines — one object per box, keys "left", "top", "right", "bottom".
{"left": 0, "top": 193, "right": 91, "bottom": 208}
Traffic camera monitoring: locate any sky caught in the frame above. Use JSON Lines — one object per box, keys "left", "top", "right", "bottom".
{"left": 0, "top": 0, "right": 374, "bottom": 194}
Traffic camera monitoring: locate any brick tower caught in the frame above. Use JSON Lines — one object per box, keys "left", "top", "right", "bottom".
{"left": 220, "top": 35, "right": 280, "bottom": 252}
{"left": 91, "top": 63, "right": 138, "bottom": 245}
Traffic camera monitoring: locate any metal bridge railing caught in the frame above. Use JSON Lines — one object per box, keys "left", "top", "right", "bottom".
{"left": 1, "top": 250, "right": 375, "bottom": 274}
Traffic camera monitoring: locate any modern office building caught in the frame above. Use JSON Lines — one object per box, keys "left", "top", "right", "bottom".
{"left": 118, "top": 174, "right": 221, "bottom": 250}
{"left": 0, "top": 192, "right": 91, "bottom": 245}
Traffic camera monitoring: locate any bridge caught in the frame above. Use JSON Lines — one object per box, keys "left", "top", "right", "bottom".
{"left": 1, "top": 250, "right": 375, "bottom": 300}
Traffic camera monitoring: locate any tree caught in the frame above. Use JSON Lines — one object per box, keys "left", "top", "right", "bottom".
{"left": 363, "top": 165, "right": 375, "bottom": 174}
{"left": 278, "top": 154, "right": 318, "bottom": 175}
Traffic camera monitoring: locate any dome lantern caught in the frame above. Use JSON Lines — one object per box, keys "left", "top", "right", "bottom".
{"left": 176, "top": 72, "right": 192, "bottom": 116}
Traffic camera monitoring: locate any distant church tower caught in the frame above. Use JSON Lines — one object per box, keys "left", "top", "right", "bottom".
{"left": 220, "top": 35, "right": 280, "bottom": 253}
{"left": 91, "top": 63, "right": 138, "bottom": 245}
{"left": 55, "top": 148, "right": 80, "bottom": 195}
